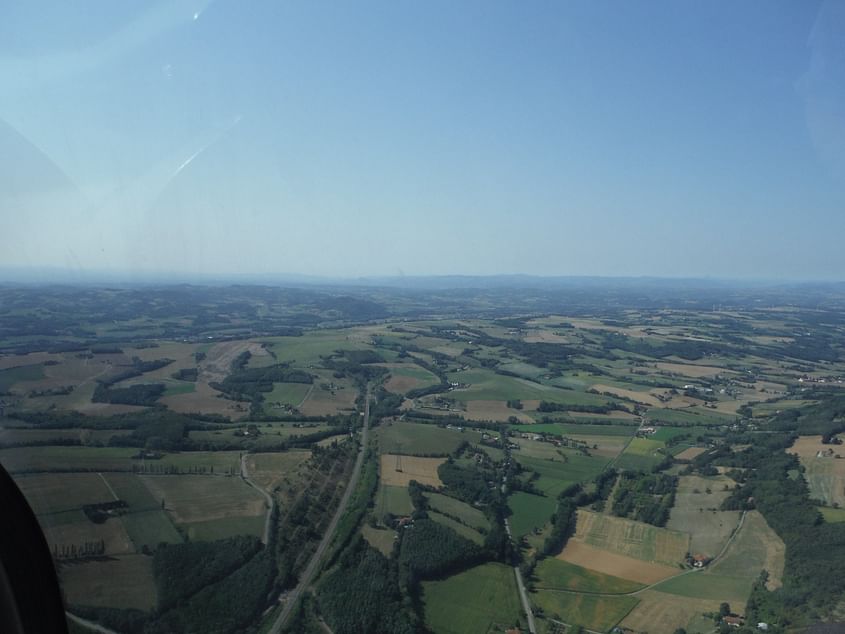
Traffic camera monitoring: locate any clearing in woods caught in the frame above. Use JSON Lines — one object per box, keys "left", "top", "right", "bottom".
{"left": 674, "top": 446, "right": 708, "bottom": 461}
{"left": 380, "top": 363, "right": 440, "bottom": 394}
{"left": 507, "top": 491, "right": 557, "bottom": 538}
{"left": 427, "top": 492, "right": 490, "bottom": 531}
{"left": 379, "top": 454, "right": 445, "bottom": 488}
{"left": 788, "top": 435, "right": 845, "bottom": 508}
{"left": 375, "top": 483, "right": 414, "bottom": 518}
{"left": 422, "top": 563, "right": 523, "bottom": 634}
{"left": 361, "top": 524, "right": 396, "bottom": 555}
{"left": 60, "top": 554, "right": 158, "bottom": 611}
{"left": 666, "top": 474, "right": 742, "bottom": 557}
{"left": 429, "top": 511, "right": 485, "bottom": 545}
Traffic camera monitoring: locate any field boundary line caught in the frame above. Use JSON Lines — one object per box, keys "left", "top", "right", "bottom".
{"left": 99, "top": 472, "right": 119, "bottom": 501}
{"left": 297, "top": 383, "right": 315, "bottom": 408}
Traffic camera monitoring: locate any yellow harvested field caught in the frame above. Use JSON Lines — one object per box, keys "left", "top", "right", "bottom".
{"left": 591, "top": 385, "right": 664, "bottom": 407}
{"left": 674, "top": 446, "right": 707, "bottom": 461}
{"left": 621, "top": 590, "right": 721, "bottom": 634}
{"left": 574, "top": 510, "right": 689, "bottom": 566}
{"left": 655, "top": 362, "right": 735, "bottom": 378}
{"left": 380, "top": 454, "right": 444, "bottom": 488}
{"left": 789, "top": 435, "right": 841, "bottom": 459}
{"left": 557, "top": 541, "right": 680, "bottom": 585}
{"left": 524, "top": 329, "right": 571, "bottom": 343}
{"left": 465, "top": 400, "right": 533, "bottom": 423}
{"left": 788, "top": 436, "right": 845, "bottom": 507}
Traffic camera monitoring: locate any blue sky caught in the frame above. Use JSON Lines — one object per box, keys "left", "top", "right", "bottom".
{"left": 1, "top": 0, "right": 843, "bottom": 280}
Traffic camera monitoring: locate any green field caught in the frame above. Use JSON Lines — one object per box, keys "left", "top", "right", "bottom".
{"left": 447, "top": 368, "right": 619, "bottom": 407}
{"left": 645, "top": 408, "right": 732, "bottom": 426}
{"left": 515, "top": 423, "right": 636, "bottom": 437}
{"left": 60, "top": 554, "right": 158, "bottom": 611}
{"left": 0, "top": 363, "right": 45, "bottom": 391}
{"left": 0, "top": 428, "right": 133, "bottom": 445}
{"left": 377, "top": 422, "right": 482, "bottom": 456}
{"left": 122, "top": 510, "right": 184, "bottom": 550}
{"left": 156, "top": 451, "right": 243, "bottom": 473}
{"left": 652, "top": 571, "right": 751, "bottom": 603}
{"left": 516, "top": 454, "right": 607, "bottom": 497}
{"left": 651, "top": 426, "right": 710, "bottom": 442}
{"left": 265, "top": 332, "right": 371, "bottom": 365}
{"left": 0, "top": 446, "right": 138, "bottom": 472}
{"left": 666, "top": 475, "right": 741, "bottom": 557}
{"left": 427, "top": 492, "right": 490, "bottom": 531}
{"left": 531, "top": 590, "right": 638, "bottom": 631}
{"left": 613, "top": 437, "right": 666, "bottom": 470}
{"left": 375, "top": 484, "right": 413, "bottom": 519}
{"left": 14, "top": 472, "right": 115, "bottom": 514}
{"left": 264, "top": 382, "right": 311, "bottom": 406}
{"left": 138, "top": 475, "right": 266, "bottom": 541}
{"left": 423, "top": 563, "right": 523, "bottom": 634}
{"left": 534, "top": 558, "right": 644, "bottom": 594}
{"left": 385, "top": 364, "right": 440, "bottom": 390}
{"left": 508, "top": 491, "right": 556, "bottom": 537}
{"left": 183, "top": 515, "right": 265, "bottom": 541}
{"left": 162, "top": 382, "right": 196, "bottom": 397}
{"left": 820, "top": 506, "right": 845, "bottom": 523}
{"left": 189, "top": 423, "right": 332, "bottom": 448}
{"left": 429, "top": 511, "right": 484, "bottom": 545}
{"left": 102, "top": 473, "right": 183, "bottom": 550}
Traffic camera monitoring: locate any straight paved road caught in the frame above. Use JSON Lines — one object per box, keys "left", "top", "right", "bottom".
{"left": 269, "top": 386, "right": 371, "bottom": 634}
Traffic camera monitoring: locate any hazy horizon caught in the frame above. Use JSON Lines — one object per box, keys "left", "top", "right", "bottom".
{"left": 2, "top": 1, "right": 844, "bottom": 280}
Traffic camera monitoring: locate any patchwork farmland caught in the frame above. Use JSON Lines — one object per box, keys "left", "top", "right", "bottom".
{"left": 1, "top": 284, "right": 844, "bottom": 634}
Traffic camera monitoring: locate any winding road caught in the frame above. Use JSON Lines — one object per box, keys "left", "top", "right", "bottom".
{"left": 268, "top": 386, "right": 371, "bottom": 634}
